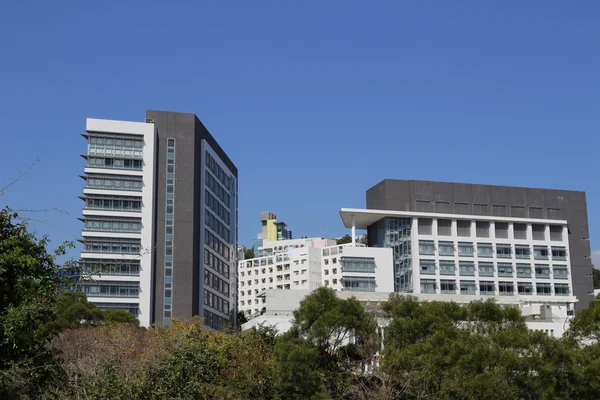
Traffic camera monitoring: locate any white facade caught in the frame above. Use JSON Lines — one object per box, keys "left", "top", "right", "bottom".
{"left": 238, "top": 238, "right": 394, "bottom": 317}
{"left": 244, "top": 289, "right": 572, "bottom": 338}
{"left": 79, "top": 118, "right": 156, "bottom": 327}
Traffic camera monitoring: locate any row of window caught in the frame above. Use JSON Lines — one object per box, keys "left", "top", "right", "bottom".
{"left": 95, "top": 302, "right": 139, "bottom": 317}
{"left": 419, "top": 218, "right": 564, "bottom": 241}
{"left": 419, "top": 259, "right": 568, "bottom": 279}
{"left": 83, "top": 237, "right": 141, "bottom": 254}
{"left": 83, "top": 216, "right": 142, "bottom": 233}
{"left": 87, "top": 133, "right": 144, "bottom": 148}
{"left": 164, "top": 138, "right": 176, "bottom": 324}
{"left": 204, "top": 289, "right": 230, "bottom": 315}
{"left": 205, "top": 209, "right": 230, "bottom": 243}
{"left": 419, "top": 240, "right": 567, "bottom": 261}
{"left": 204, "top": 268, "right": 230, "bottom": 297}
{"left": 340, "top": 256, "right": 376, "bottom": 273}
{"left": 342, "top": 276, "right": 376, "bottom": 292}
{"left": 205, "top": 151, "right": 232, "bottom": 191}
{"left": 420, "top": 279, "right": 570, "bottom": 296}
{"left": 78, "top": 281, "right": 140, "bottom": 297}
{"left": 205, "top": 189, "right": 230, "bottom": 225}
{"left": 85, "top": 174, "right": 143, "bottom": 191}
{"left": 205, "top": 249, "right": 230, "bottom": 279}
{"left": 81, "top": 259, "right": 141, "bottom": 275}
{"left": 89, "top": 146, "right": 143, "bottom": 158}
{"left": 204, "top": 309, "right": 230, "bottom": 330}
{"left": 205, "top": 229, "right": 231, "bottom": 261}
{"left": 205, "top": 169, "right": 230, "bottom": 208}
{"left": 85, "top": 195, "right": 142, "bottom": 211}
{"left": 88, "top": 156, "right": 143, "bottom": 170}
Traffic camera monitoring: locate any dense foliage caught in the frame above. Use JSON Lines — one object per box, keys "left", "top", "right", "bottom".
{"left": 2, "top": 210, "right": 600, "bottom": 399}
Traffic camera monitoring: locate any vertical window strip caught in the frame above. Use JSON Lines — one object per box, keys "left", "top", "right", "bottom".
{"left": 164, "top": 139, "right": 175, "bottom": 324}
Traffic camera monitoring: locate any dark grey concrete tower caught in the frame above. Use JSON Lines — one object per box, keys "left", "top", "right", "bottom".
{"left": 366, "top": 180, "right": 594, "bottom": 311}
{"left": 147, "top": 110, "right": 237, "bottom": 328}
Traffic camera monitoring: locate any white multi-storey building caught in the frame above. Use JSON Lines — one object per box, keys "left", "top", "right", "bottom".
{"left": 339, "top": 208, "right": 578, "bottom": 335}
{"left": 79, "top": 118, "right": 156, "bottom": 327}
{"left": 238, "top": 238, "right": 394, "bottom": 317}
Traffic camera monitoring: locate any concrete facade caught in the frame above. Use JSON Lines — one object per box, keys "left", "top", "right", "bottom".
{"left": 366, "top": 179, "right": 594, "bottom": 310}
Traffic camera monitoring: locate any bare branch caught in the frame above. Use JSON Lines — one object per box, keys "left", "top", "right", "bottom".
{"left": 0, "top": 157, "right": 40, "bottom": 196}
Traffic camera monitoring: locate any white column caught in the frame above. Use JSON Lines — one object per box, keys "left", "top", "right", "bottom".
{"left": 351, "top": 215, "right": 356, "bottom": 246}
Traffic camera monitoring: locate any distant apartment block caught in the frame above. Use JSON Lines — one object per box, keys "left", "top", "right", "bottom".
{"left": 252, "top": 212, "right": 292, "bottom": 254}
{"left": 78, "top": 110, "right": 238, "bottom": 329}
{"left": 238, "top": 238, "right": 393, "bottom": 317}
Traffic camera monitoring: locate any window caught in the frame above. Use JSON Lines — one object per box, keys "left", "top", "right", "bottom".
{"left": 440, "top": 280, "right": 456, "bottom": 294}
{"left": 551, "top": 247, "right": 567, "bottom": 261}
{"left": 85, "top": 195, "right": 142, "bottom": 211}
{"left": 85, "top": 174, "right": 143, "bottom": 191}
{"left": 497, "top": 263, "right": 513, "bottom": 277}
{"left": 550, "top": 225, "right": 563, "bottom": 241}
{"left": 532, "top": 224, "right": 546, "bottom": 240}
{"left": 518, "top": 282, "right": 533, "bottom": 295}
{"left": 476, "top": 221, "right": 490, "bottom": 238}
{"left": 477, "top": 243, "right": 493, "bottom": 258}
{"left": 515, "top": 245, "right": 530, "bottom": 259}
{"left": 83, "top": 216, "right": 142, "bottom": 233}
{"left": 457, "top": 220, "right": 471, "bottom": 237}
{"left": 480, "top": 281, "right": 494, "bottom": 295}
{"left": 419, "top": 240, "right": 435, "bottom": 255}
{"left": 458, "top": 242, "right": 474, "bottom": 257}
{"left": 416, "top": 200, "right": 432, "bottom": 212}
{"left": 78, "top": 281, "right": 140, "bottom": 298}
{"left": 511, "top": 206, "right": 525, "bottom": 218}
{"left": 438, "top": 241, "right": 454, "bottom": 256}
{"left": 455, "top": 203, "right": 470, "bottom": 214}
{"left": 83, "top": 237, "right": 141, "bottom": 254}
{"left": 495, "top": 222, "right": 509, "bottom": 238}
{"left": 499, "top": 282, "right": 514, "bottom": 296}
{"left": 553, "top": 265, "right": 569, "bottom": 279}
{"left": 496, "top": 244, "right": 512, "bottom": 258}
{"left": 513, "top": 223, "right": 527, "bottom": 239}
{"left": 529, "top": 207, "right": 543, "bottom": 219}
{"left": 474, "top": 204, "right": 488, "bottom": 216}
{"left": 436, "top": 202, "right": 450, "bottom": 213}
{"left": 536, "top": 283, "right": 552, "bottom": 295}
{"left": 534, "top": 246, "right": 549, "bottom": 260}
{"left": 478, "top": 262, "right": 494, "bottom": 277}
{"left": 459, "top": 261, "right": 475, "bottom": 276}
{"left": 420, "top": 259, "right": 436, "bottom": 275}
{"left": 440, "top": 260, "right": 455, "bottom": 275}
{"left": 535, "top": 265, "right": 550, "bottom": 279}
{"left": 418, "top": 218, "right": 433, "bottom": 235}
{"left": 437, "top": 219, "right": 452, "bottom": 236}
{"left": 342, "top": 276, "right": 375, "bottom": 292}
{"left": 420, "top": 279, "right": 436, "bottom": 294}
{"left": 460, "top": 280, "right": 476, "bottom": 295}
{"left": 492, "top": 205, "right": 507, "bottom": 217}
{"left": 554, "top": 284, "right": 570, "bottom": 296}
{"left": 516, "top": 264, "right": 532, "bottom": 278}
{"left": 81, "top": 259, "right": 141, "bottom": 275}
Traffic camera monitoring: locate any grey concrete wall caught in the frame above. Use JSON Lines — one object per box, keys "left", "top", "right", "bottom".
{"left": 147, "top": 110, "right": 200, "bottom": 325}
{"left": 366, "top": 179, "right": 594, "bottom": 310}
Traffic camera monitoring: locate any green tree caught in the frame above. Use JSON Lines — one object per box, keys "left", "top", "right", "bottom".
{"left": 593, "top": 267, "right": 600, "bottom": 289}
{"left": 46, "top": 290, "right": 104, "bottom": 331}
{"left": 277, "top": 287, "right": 378, "bottom": 398}
{"left": 336, "top": 234, "right": 352, "bottom": 245}
{"left": 0, "top": 209, "right": 66, "bottom": 398}
{"left": 103, "top": 308, "right": 138, "bottom": 325}
{"left": 244, "top": 248, "right": 255, "bottom": 260}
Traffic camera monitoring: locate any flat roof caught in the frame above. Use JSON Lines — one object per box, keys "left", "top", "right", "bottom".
{"left": 339, "top": 208, "right": 568, "bottom": 230}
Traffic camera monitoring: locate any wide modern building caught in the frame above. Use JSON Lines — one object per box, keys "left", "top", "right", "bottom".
{"left": 78, "top": 110, "right": 238, "bottom": 329}
{"left": 238, "top": 237, "right": 393, "bottom": 317}
{"left": 349, "top": 179, "right": 594, "bottom": 311}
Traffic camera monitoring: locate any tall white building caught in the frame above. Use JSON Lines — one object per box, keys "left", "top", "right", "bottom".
{"left": 79, "top": 119, "right": 156, "bottom": 327}
{"left": 238, "top": 237, "right": 393, "bottom": 317}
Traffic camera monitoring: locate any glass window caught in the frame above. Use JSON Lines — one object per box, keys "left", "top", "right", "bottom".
{"left": 515, "top": 245, "right": 530, "bottom": 259}
{"left": 532, "top": 224, "right": 546, "bottom": 240}
{"left": 478, "top": 262, "right": 494, "bottom": 277}
{"left": 457, "top": 220, "right": 471, "bottom": 237}
{"left": 420, "top": 279, "right": 436, "bottom": 294}
{"left": 518, "top": 282, "right": 533, "bottom": 295}
{"left": 495, "top": 222, "right": 509, "bottom": 239}
{"left": 458, "top": 242, "right": 473, "bottom": 257}
{"left": 438, "top": 241, "right": 454, "bottom": 256}
{"left": 420, "top": 259, "right": 436, "bottom": 275}
{"left": 499, "top": 282, "right": 514, "bottom": 296}
{"left": 551, "top": 247, "right": 567, "bottom": 261}
{"left": 419, "top": 240, "right": 435, "bottom": 255}
{"left": 554, "top": 284, "right": 569, "bottom": 296}
{"left": 477, "top": 243, "right": 493, "bottom": 258}
{"left": 535, "top": 265, "right": 550, "bottom": 279}
{"left": 549, "top": 225, "right": 563, "bottom": 242}
{"left": 534, "top": 246, "right": 549, "bottom": 260}
{"left": 439, "top": 261, "right": 455, "bottom": 275}
{"left": 553, "top": 265, "right": 569, "bottom": 279}
{"left": 476, "top": 221, "right": 490, "bottom": 238}
{"left": 459, "top": 261, "right": 475, "bottom": 276}
{"left": 516, "top": 264, "right": 531, "bottom": 278}
{"left": 418, "top": 218, "right": 433, "bottom": 235}
{"left": 536, "top": 283, "right": 552, "bottom": 295}
{"left": 460, "top": 280, "right": 476, "bottom": 295}
{"left": 437, "top": 219, "right": 452, "bottom": 236}
{"left": 497, "top": 263, "right": 513, "bottom": 277}
{"left": 513, "top": 223, "right": 527, "bottom": 240}
{"left": 480, "top": 281, "right": 495, "bottom": 295}
{"left": 496, "top": 244, "right": 512, "bottom": 258}
{"left": 440, "top": 280, "right": 456, "bottom": 294}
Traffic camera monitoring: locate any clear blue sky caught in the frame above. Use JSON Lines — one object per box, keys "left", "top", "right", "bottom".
{"left": 1, "top": 1, "right": 599, "bottom": 266}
